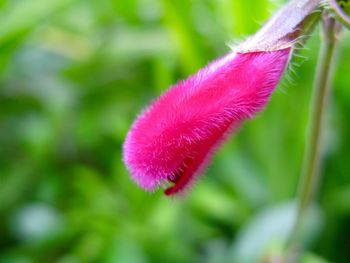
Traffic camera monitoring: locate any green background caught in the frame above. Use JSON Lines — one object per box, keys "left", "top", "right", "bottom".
{"left": 0, "top": 0, "right": 350, "bottom": 262}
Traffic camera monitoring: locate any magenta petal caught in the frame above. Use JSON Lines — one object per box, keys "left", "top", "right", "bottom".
{"left": 123, "top": 48, "right": 291, "bottom": 195}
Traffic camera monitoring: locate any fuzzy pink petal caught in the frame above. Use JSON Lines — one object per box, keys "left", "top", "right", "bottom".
{"left": 123, "top": 48, "right": 291, "bottom": 195}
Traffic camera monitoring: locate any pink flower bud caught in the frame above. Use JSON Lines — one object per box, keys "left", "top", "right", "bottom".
{"left": 123, "top": 48, "right": 291, "bottom": 195}
{"left": 123, "top": 0, "right": 321, "bottom": 196}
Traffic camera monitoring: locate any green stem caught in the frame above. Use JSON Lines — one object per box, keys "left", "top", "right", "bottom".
{"left": 286, "top": 14, "right": 338, "bottom": 261}
{"left": 329, "top": 0, "right": 350, "bottom": 30}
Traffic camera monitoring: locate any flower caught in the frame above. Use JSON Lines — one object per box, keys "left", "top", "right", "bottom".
{"left": 123, "top": 48, "right": 291, "bottom": 195}
{"left": 123, "top": 0, "right": 321, "bottom": 196}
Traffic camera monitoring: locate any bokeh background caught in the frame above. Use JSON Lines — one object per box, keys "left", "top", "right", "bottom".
{"left": 1, "top": 0, "right": 350, "bottom": 262}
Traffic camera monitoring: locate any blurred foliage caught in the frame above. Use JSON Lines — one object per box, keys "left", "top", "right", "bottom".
{"left": 0, "top": 0, "right": 349, "bottom": 262}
